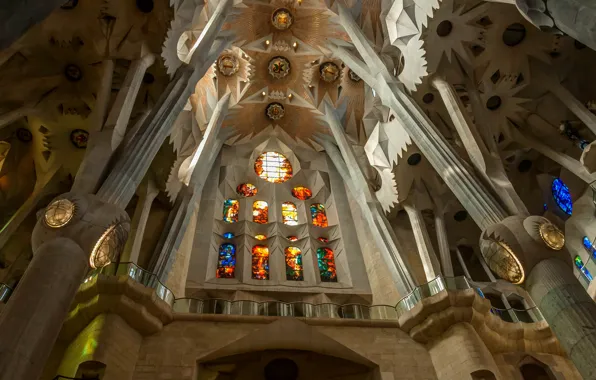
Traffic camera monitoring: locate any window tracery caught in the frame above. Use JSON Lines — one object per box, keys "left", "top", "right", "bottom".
{"left": 254, "top": 152, "right": 293, "bottom": 183}
{"left": 216, "top": 243, "right": 236, "bottom": 278}
{"left": 282, "top": 202, "right": 298, "bottom": 225}
{"left": 253, "top": 200, "right": 269, "bottom": 224}
{"left": 252, "top": 245, "right": 270, "bottom": 280}
{"left": 285, "top": 247, "right": 304, "bottom": 281}
{"left": 316, "top": 247, "right": 337, "bottom": 282}
{"left": 223, "top": 199, "right": 239, "bottom": 223}
{"left": 310, "top": 203, "right": 328, "bottom": 227}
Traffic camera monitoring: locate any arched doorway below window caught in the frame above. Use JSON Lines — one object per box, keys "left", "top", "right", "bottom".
{"left": 520, "top": 363, "right": 554, "bottom": 380}
{"left": 471, "top": 369, "right": 496, "bottom": 380}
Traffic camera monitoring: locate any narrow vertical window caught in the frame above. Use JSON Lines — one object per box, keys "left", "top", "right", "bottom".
{"left": 282, "top": 202, "right": 298, "bottom": 225}
{"left": 317, "top": 247, "right": 337, "bottom": 282}
{"left": 223, "top": 199, "right": 239, "bottom": 223}
{"left": 310, "top": 203, "right": 328, "bottom": 227}
{"left": 252, "top": 245, "right": 270, "bottom": 280}
{"left": 253, "top": 200, "right": 269, "bottom": 224}
{"left": 216, "top": 243, "right": 236, "bottom": 278}
{"left": 285, "top": 247, "right": 303, "bottom": 281}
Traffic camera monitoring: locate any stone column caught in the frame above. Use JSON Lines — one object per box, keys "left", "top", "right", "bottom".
{"left": 455, "top": 247, "right": 472, "bottom": 279}
{"left": 434, "top": 213, "right": 454, "bottom": 277}
{"left": 96, "top": 2, "right": 232, "bottom": 209}
{"left": 330, "top": 5, "right": 508, "bottom": 230}
{"left": 150, "top": 94, "right": 231, "bottom": 283}
{"left": 0, "top": 238, "right": 87, "bottom": 380}
{"left": 550, "top": 82, "right": 596, "bottom": 136}
{"left": 527, "top": 258, "right": 596, "bottom": 380}
{"left": 432, "top": 76, "right": 528, "bottom": 216}
{"left": 403, "top": 202, "right": 440, "bottom": 281}
{"left": 0, "top": 104, "right": 35, "bottom": 130}
{"left": 120, "top": 177, "right": 159, "bottom": 264}
{"left": 318, "top": 104, "right": 417, "bottom": 294}
{"left": 73, "top": 52, "right": 155, "bottom": 194}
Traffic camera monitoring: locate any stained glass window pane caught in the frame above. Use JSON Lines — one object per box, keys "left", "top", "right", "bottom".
{"left": 255, "top": 234, "right": 267, "bottom": 240}
{"left": 216, "top": 243, "right": 236, "bottom": 278}
{"left": 253, "top": 200, "right": 269, "bottom": 224}
{"left": 236, "top": 183, "right": 258, "bottom": 197}
{"left": 552, "top": 178, "right": 573, "bottom": 215}
{"left": 575, "top": 255, "right": 593, "bottom": 281}
{"left": 292, "top": 186, "right": 312, "bottom": 200}
{"left": 317, "top": 237, "right": 329, "bottom": 243}
{"left": 252, "top": 245, "right": 270, "bottom": 280}
{"left": 282, "top": 202, "right": 298, "bottom": 225}
{"left": 254, "top": 152, "right": 293, "bottom": 183}
{"left": 223, "top": 199, "right": 239, "bottom": 223}
{"left": 316, "top": 247, "right": 337, "bottom": 282}
{"left": 583, "top": 236, "right": 596, "bottom": 259}
{"left": 310, "top": 203, "right": 328, "bottom": 227}
{"left": 223, "top": 232, "right": 234, "bottom": 239}
{"left": 287, "top": 235, "right": 298, "bottom": 242}
{"left": 285, "top": 247, "right": 304, "bottom": 281}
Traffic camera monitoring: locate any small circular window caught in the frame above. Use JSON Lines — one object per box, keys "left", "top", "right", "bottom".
{"left": 254, "top": 152, "right": 293, "bottom": 183}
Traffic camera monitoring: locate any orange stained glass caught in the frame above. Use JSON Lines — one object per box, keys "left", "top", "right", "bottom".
{"left": 252, "top": 245, "right": 270, "bottom": 280}
{"left": 285, "top": 247, "right": 304, "bottom": 281}
{"left": 317, "top": 237, "right": 329, "bottom": 243}
{"left": 282, "top": 202, "right": 298, "bottom": 225}
{"left": 253, "top": 201, "right": 269, "bottom": 224}
{"left": 310, "top": 203, "right": 328, "bottom": 227}
{"left": 292, "top": 186, "right": 312, "bottom": 200}
{"left": 236, "top": 183, "right": 258, "bottom": 197}
{"left": 223, "top": 199, "right": 239, "bottom": 223}
{"left": 254, "top": 152, "right": 293, "bottom": 183}
{"left": 255, "top": 234, "right": 267, "bottom": 241}
{"left": 317, "top": 247, "right": 337, "bottom": 282}
{"left": 287, "top": 235, "right": 299, "bottom": 242}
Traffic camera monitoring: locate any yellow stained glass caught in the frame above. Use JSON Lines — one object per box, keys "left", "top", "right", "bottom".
{"left": 254, "top": 152, "right": 293, "bottom": 183}
{"left": 292, "top": 186, "right": 312, "bottom": 200}
{"left": 282, "top": 202, "right": 298, "bottom": 225}
{"left": 252, "top": 245, "right": 270, "bottom": 280}
{"left": 253, "top": 200, "right": 269, "bottom": 224}
{"left": 255, "top": 234, "right": 267, "bottom": 240}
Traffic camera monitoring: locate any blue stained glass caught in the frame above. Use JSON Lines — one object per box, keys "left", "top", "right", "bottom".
{"left": 575, "top": 255, "right": 593, "bottom": 281}
{"left": 216, "top": 243, "right": 236, "bottom": 278}
{"left": 551, "top": 178, "right": 573, "bottom": 215}
{"left": 223, "top": 232, "right": 234, "bottom": 239}
{"left": 583, "top": 236, "right": 596, "bottom": 259}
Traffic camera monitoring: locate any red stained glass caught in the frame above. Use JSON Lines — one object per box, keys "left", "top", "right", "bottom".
{"left": 223, "top": 199, "right": 239, "bottom": 223}
{"left": 317, "top": 247, "right": 337, "bottom": 282}
{"left": 317, "top": 237, "right": 329, "bottom": 243}
{"left": 253, "top": 201, "right": 268, "bottom": 224}
{"left": 254, "top": 152, "right": 293, "bottom": 183}
{"left": 252, "top": 245, "right": 270, "bottom": 280}
{"left": 285, "top": 247, "right": 304, "bottom": 281}
{"left": 236, "top": 183, "right": 258, "bottom": 197}
{"left": 310, "top": 203, "right": 328, "bottom": 228}
{"left": 287, "top": 236, "right": 298, "bottom": 242}
{"left": 292, "top": 186, "right": 312, "bottom": 200}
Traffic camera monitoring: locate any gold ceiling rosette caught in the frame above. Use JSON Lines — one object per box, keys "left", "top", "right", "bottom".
{"left": 266, "top": 103, "right": 285, "bottom": 120}
{"left": 319, "top": 62, "right": 341, "bottom": 83}
{"left": 268, "top": 56, "right": 291, "bottom": 79}
{"left": 271, "top": 8, "right": 294, "bottom": 30}
{"left": 217, "top": 54, "right": 240, "bottom": 77}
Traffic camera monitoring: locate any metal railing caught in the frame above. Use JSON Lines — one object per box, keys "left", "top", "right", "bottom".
{"left": 490, "top": 307, "right": 544, "bottom": 323}
{"left": 84, "top": 262, "right": 175, "bottom": 306}
{"left": 0, "top": 283, "right": 12, "bottom": 303}
{"left": 173, "top": 298, "right": 399, "bottom": 320}
{"left": 395, "top": 276, "right": 471, "bottom": 317}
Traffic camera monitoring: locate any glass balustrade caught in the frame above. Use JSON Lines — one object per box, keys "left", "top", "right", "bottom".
{"left": 0, "top": 283, "right": 13, "bottom": 303}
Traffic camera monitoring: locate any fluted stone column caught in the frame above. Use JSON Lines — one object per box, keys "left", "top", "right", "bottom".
{"left": 318, "top": 103, "right": 417, "bottom": 294}
{"left": 150, "top": 94, "right": 231, "bottom": 283}
{"left": 434, "top": 213, "right": 454, "bottom": 277}
{"left": 527, "top": 258, "right": 596, "bottom": 380}
{"left": 330, "top": 5, "right": 508, "bottom": 230}
{"left": 454, "top": 247, "right": 472, "bottom": 279}
{"left": 432, "top": 76, "right": 528, "bottom": 216}
{"left": 97, "top": 0, "right": 233, "bottom": 209}
{"left": 403, "top": 202, "right": 440, "bottom": 281}
{"left": 74, "top": 52, "right": 156, "bottom": 194}
{"left": 120, "top": 177, "right": 159, "bottom": 264}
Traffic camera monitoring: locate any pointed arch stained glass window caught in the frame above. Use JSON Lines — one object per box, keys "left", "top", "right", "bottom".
{"left": 216, "top": 243, "right": 236, "bottom": 278}
{"left": 252, "top": 245, "right": 270, "bottom": 280}
{"left": 285, "top": 247, "right": 304, "bottom": 281}
{"left": 310, "top": 203, "right": 328, "bottom": 227}
{"left": 552, "top": 178, "right": 573, "bottom": 215}
{"left": 253, "top": 201, "right": 269, "bottom": 224}
{"left": 282, "top": 202, "right": 298, "bottom": 225}
{"left": 317, "top": 247, "right": 337, "bottom": 282}
{"left": 223, "top": 199, "right": 239, "bottom": 223}
{"left": 254, "top": 152, "right": 293, "bottom": 183}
